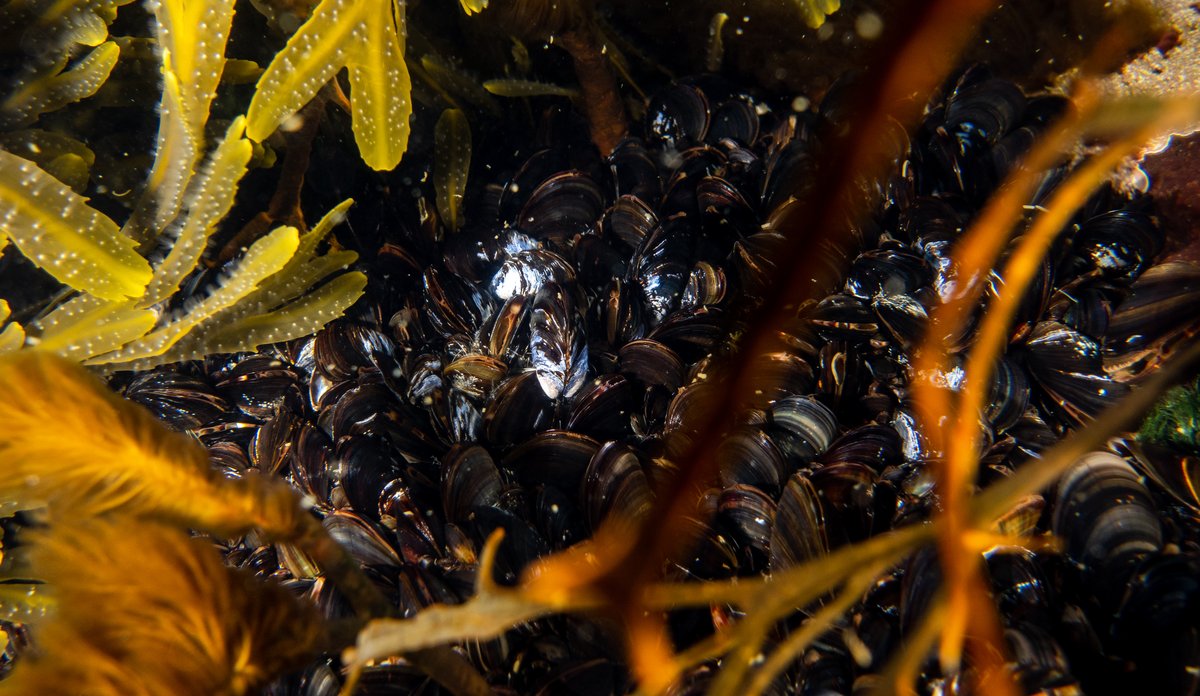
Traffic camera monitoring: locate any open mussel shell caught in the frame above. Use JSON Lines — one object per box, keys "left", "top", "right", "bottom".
{"left": 769, "top": 473, "right": 827, "bottom": 570}
{"left": 1052, "top": 452, "right": 1163, "bottom": 608}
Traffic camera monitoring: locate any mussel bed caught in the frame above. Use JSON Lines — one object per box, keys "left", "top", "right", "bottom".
{"left": 113, "top": 67, "right": 1200, "bottom": 694}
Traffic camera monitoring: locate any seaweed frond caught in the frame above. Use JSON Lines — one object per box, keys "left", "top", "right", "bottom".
{"left": 1139, "top": 376, "right": 1200, "bottom": 453}
{"left": 246, "top": 0, "right": 412, "bottom": 171}
{"left": 0, "top": 351, "right": 308, "bottom": 538}
{"left": 0, "top": 518, "right": 321, "bottom": 696}
{"left": 0, "top": 300, "right": 24, "bottom": 354}
{"left": 434, "top": 108, "right": 470, "bottom": 232}
{"left": 0, "top": 0, "right": 132, "bottom": 58}
{"left": 794, "top": 0, "right": 841, "bottom": 29}
{"left": 0, "top": 149, "right": 153, "bottom": 300}
{"left": 140, "top": 116, "right": 253, "bottom": 306}
{"left": 0, "top": 128, "right": 96, "bottom": 192}
{"left": 125, "top": 0, "right": 238, "bottom": 242}
{"left": 0, "top": 41, "right": 119, "bottom": 129}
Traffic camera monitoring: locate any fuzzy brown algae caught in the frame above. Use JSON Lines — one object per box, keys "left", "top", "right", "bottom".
{"left": 1, "top": 1, "right": 1200, "bottom": 695}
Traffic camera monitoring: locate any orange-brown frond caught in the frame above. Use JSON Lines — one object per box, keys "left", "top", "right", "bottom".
{"left": 0, "top": 351, "right": 306, "bottom": 538}
{"left": 0, "top": 518, "right": 321, "bottom": 696}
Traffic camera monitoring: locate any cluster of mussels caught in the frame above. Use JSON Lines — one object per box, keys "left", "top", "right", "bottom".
{"left": 118, "top": 65, "right": 1200, "bottom": 694}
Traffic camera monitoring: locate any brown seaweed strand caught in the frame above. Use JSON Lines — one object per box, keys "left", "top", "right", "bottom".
{"left": 558, "top": 28, "right": 629, "bottom": 155}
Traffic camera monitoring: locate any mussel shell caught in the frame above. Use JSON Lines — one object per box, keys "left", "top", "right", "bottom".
{"left": 1052, "top": 452, "right": 1163, "bottom": 607}
{"left": 716, "top": 484, "right": 776, "bottom": 570}
{"left": 646, "top": 82, "right": 710, "bottom": 149}
{"left": 441, "top": 445, "right": 503, "bottom": 525}
{"left": 124, "top": 370, "right": 228, "bottom": 430}
{"left": 484, "top": 371, "right": 553, "bottom": 447}
{"left": 517, "top": 170, "right": 604, "bottom": 241}
{"left": 767, "top": 395, "right": 838, "bottom": 463}
{"left": 1024, "top": 320, "right": 1129, "bottom": 426}
{"left": 716, "top": 426, "right": 788, "bottom": 494}
{"left": 502, "top": 429, "right": 600, "bottom": 492}
{"left": 582, "top": 442, "right": 653, "bottom": 531}
{"left": 769, "top": 473, "right": 828, "bottom": 570}
{"left": 619, "top": 338, "right": 684, "bottom": 392}
{"left": 529, "top": 282, "right": 588, "bottom": 400}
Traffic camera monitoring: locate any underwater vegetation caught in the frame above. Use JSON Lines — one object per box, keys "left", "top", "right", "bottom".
{"left": 1, "top": 0, "right": 1200, "bottom": 695}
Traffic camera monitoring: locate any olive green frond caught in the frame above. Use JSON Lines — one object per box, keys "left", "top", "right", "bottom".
{"left": 141, "top": 116, "right": 253, "bottom": 307}
{"left": 0, "top": 129, "right": 96, "bottom": 192}
{"left": 1139, "top": 377, "right": 1200, "bottom": 453}
{"left": 434, "top": 108, "right": 470, "bottom": 232}
{"left": 0, "top": 150, "right": 153, "bottom": 300}
{"left": 246, "top": 0, "right": 412, "bottom": 171}
{"left": 0, "top": 518, "right": 322, "bottom": 696}
{"left": 0, "top": 41, "right": 119, "bottom": 128}
{"left": 88, "top": 225, "right": 301, "bottom": 367}
{"left": 795, "top": 0, "right": 841, "bottom": 29}
{"left": 0, "top": 351, "right": 307, "bottom": 537}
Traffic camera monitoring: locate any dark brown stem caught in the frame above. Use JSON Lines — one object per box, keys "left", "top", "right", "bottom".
{"left": 558, "top": 29, "right": 628, "bottom": 156}
{"left": 215, "top": 90, "right": 325, "bottom": 264}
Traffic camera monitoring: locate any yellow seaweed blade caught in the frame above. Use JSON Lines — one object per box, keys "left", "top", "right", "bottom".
{"left": 0, "top": 129, "right": 97, "bottom": 192}
{"left": 236, "top": 249, "right": 358, "bottom": 318}
{"left": 141, "top": 116, "right": 253, "bottom": 307}
{"left": 152, "top": 0, "right": 236, "bottom": 136}
{"left": 0, "top": 40, "right": 119, "bottom": 128}
{"left": 0, "top": 584, "right": 53, "bottom": 624}
{"left": 347, "top": 0, "right": 411, "bottom": 170}
{"left": 795, "top": 0, "right": 840, "bottom": 29}
{"left": 88, "top": 226, "right": 301, "bottom": 366}
{"left": 457, "top": 0, "right": 487, "bottom": 15}
{"left": 122, "top": 69, "right": 197, "bottom": 244}
{"left": 482, "top": 78, "right": 579, "bottom": 98}
{"left": 295, "top": 197, "right": 354, "bottom": 262}
{"left": 245, "top": 0, "right": 358, "bottom": 143}
{"left": 0, "top": 351, "right": 308, "bottom": 536}
{"left": 30, "top": 293, "right": 156, "bottom": 361}
{"left": 435, "top": 108, "right": 471, "bottom": 232}
{"left": 246, "top": 0, "right": 411, "bottom": 171}
{"left": 174, "top": 270, "right": 367, "bottom": 359}
{"left": 0, "top": 519, "right": 321, "bottom": 696}
{"left": 0, "top": 151, "right": 152, "bottom": 300}
{"left": 0, "top": 300, "right": 24, "bottom": 354}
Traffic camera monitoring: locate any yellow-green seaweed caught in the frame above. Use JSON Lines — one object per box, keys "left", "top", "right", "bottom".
{"left": 434, "top": 108, "right": 471, "bottom": 233}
